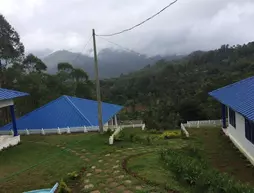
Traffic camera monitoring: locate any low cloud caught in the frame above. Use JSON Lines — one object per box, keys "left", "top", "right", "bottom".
{"left": 1, "top": 0, "right": 254, "bottom": 56}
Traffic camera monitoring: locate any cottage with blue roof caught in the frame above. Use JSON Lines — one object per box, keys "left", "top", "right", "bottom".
{"left": 0, "top": 88, "right": 29, "bottom": 151}
{"left": 209, "top": 76, "right": 254, "bottom": 165}
{"left": 0, "top": 95, "right": 123, "bottom": 134}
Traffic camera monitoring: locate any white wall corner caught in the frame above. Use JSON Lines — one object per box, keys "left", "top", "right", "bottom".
{"left": 0, "top": 99, "right": 14, "bottom": 108}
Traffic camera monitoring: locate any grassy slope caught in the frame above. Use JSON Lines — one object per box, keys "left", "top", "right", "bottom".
{"left": 188, "top": 127, "right": 254, "bottom": 186}
{"left": 127, "top": 151, "right": 191, "bottom": 192}
{"left": 0, "top": 132, "right": 151, "bottom": 193}
{"left": 0, "top": 134, "right": 94, "bottom": 193}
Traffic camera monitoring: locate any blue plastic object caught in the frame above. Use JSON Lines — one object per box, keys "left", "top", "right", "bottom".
{"left": 0, "top": 88, "right": 29, "bottom": 100}
{"left": 0, "top": 96, "right": 123, "bottom": 131}
{"left": 209, "top": 76, "right": 254, "bottom": 121}
{"left": 23, "top": 183, "right": 58, "bottom": 193}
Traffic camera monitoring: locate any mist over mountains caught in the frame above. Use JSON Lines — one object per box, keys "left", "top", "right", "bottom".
{"left": 32, "top": 48, "right": 183, "bottom": 79}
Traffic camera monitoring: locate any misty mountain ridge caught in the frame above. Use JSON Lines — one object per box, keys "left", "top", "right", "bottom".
{"left": 35, "top": 48, "right": 184, "bottom": 79}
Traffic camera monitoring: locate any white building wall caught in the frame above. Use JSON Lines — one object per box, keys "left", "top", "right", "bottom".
{"left": 227, "top": 108, "right": 254, "bottom": 164}
{"left": 0, "top": 99, "right": 13, "bottom": 108}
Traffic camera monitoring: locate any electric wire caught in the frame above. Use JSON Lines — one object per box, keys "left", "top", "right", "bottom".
{"left": 96, "top": 0, "right": 178, "bottom": 37}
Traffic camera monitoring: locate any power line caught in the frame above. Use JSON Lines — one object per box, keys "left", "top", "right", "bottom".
{"left": 96, "top": 0, "right": 178, "bottom": 37}
{"left": 98, "top": 36, "right": 158, "bottom": 63}
{"left": 72, "top": 35, "right": 93, "bottom": 64}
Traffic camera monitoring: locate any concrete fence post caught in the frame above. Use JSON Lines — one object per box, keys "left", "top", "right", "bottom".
{"left": 41, "top": 128, "right": 45, "bottom": 135}
{"left": 26, "top": 129, "right": 30, "bottom": 135}
{"left": 109, "top": 136, "right": 114, "bottom": 145}
{"left": 197, "top": 121, "right": 200, "bottom": 128}
{"left": 57, "top": 127, "right": 61, "bottom": 135}
{"left": 67, "top": 127, "right": 71, "bottom": 134}
{"left": 84, "top": 126, "right": 87, "bottom": 133}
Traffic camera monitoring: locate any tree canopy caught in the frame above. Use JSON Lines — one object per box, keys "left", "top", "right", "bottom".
{"left": 101, "top": 42, "right": 254, "bottom": 130}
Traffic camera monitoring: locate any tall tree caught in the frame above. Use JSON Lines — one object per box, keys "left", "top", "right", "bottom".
{"left": 0, "top": 14, "right": 24, "bottom": 87}
{"left": 23, "top": 54, "right": 47, "bottom": 73}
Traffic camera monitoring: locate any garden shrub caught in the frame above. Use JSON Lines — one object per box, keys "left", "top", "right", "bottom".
{"left": 57, "top": 179, "right": 71, "bottom": 193}
{"left": 114, "top": 130, "right": 125, "bottom": 141}
{"left": 159, "top": 130, "right": 181, "bottom": 139}
{"left": 161, "top": 149, "right": 254, "bottom": 193}
{"left": 147, "top": 129, "right": 163, "bottom": 134}
{"left": 129, "top": 133, "right": 135, "bottom": 142}
{"left": 104, "top": 129, "right": 114, "bottom": 136}
{"left": 67, "top": 171, "right": 79, "bottom": 180}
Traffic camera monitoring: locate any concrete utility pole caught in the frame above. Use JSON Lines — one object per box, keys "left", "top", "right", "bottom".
{"left": 92, "top": 29, "right": 103, "bottom": 133}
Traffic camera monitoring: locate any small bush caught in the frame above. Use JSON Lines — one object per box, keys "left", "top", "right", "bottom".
{"left": 67, "top": 171, "right": 79, "bottom": 180}
{"left": 147, "top": 129, "right": 163, "bottom": 134}
{"left": 159, "top": 130, "right": 181, "bottom": 139}
{"left": 146, "top": 135, "right": 152, "bottom": 145}
{"left": 57, "top": 179, "right": 71, "bottom": 193}
{"left": 105, "top": 129, "right": 114, "bottom": 136}
{"left": 114, "top": 130, "right": 125, "bottom": 142}
{"left": 129, "top": 133, "right": 135, "bottom": 142}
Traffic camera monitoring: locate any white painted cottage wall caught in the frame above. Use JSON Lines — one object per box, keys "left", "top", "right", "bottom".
{"left": 227, "top": 107, "right": 254, "bottom": 164}
{"left": 0, "top": 99, "right": 13, "bottom": 108}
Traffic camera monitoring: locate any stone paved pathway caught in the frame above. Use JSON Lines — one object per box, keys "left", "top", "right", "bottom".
{"left": 64, "top": 146, "right": 165, "bottom": 193}
{"left": 54, "top": 138, "right": 189, "bottom": 193}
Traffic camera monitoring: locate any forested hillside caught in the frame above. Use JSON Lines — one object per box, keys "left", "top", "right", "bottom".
{"left": 101, "top": 43, "right": 254, "bottom": 129}
{"left": 0, "top": 15, "right": 94, "bottom": 125}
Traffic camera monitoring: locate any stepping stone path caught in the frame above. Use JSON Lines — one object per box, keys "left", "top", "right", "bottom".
{"left": 56, "top": 142, "right": 174, "bottom": 193}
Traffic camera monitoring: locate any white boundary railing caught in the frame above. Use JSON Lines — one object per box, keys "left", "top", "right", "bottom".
{"left": 0, "top": 124, "right": 145, "bottom": 136}
{"left": 183, "top": 119, "right": 222, "bottom": 128}
{"left": 109, "top": 124, "right": 146, "bottom": 145}
{"left": 180, "top": 119, "right": 223, "bottom": 137}
{"left": 180, "top": 123, "right": 189, "bottom": 138}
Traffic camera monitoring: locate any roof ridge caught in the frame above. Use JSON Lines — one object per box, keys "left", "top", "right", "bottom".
{"left": 63, "top": 96, "right": 93, "bottom": 126}
{"left": 209, "top": 75, "right": 254, "bottom": 94}
{"left": 0, "top": 95, "right": 67, "bottom": 130}
{"left": 67, "top": 95, "right": 123, "bottom": 107}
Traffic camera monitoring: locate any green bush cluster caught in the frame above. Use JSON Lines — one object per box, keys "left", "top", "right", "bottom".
{"left": 159, "top": 130, "right": 182, "bottom": 139}
{"left": 161, "top": 149, "right": 254, "bottom": 193}
{"left": 67, "top": 171, "right": 79, "bottom": 180}
{"left": 114, "top": 130, "right": 125, "bottom": 141}
{"left": 147, "top": 129, "right": 163, "bottom": 134}
{"left": 57, "top": 179, "right": 71, "bottom": 193}
{"left": 128, "top": 133, "right": 159, "bottom": 145}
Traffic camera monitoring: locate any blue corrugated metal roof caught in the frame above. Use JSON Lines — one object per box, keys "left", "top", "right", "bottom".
{"left": 0, "top": 96, "right": 123, "bottom": 131}
{"left": 209, "top": 76, "right": 254, "bottom": 121}
{"left": 0, "top": 88, "right": 29, "bottom": 100}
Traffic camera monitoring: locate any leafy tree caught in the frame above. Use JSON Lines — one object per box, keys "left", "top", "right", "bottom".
{"left": 23, "top": 54, "right": 47, "bottom": 73}
{"left": 57, "top": 62, "right": 73, "bottom": 72}
{"left": 0, "top": 14, "right": 24, "bottom": 87}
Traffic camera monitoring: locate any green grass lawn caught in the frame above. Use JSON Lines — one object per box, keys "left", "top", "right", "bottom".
{"left": 0, "top": 132, "right": 130, "bottom": 192}
{"left": 188, "top": 127, "right": 254, "bottom": 186}
{"left": 3, "top": 127, "right": 250, "bottom": 193}
{"left": 0, "top": 129, "right": 187, "bottom": 193}
{"left": 127, "top": 152, "right": 191, "bottom": 193}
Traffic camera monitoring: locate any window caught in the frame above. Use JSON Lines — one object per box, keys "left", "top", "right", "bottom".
{"left": 245, "top": 119, "right": 254, "bottom": 144}
{"left": 229, "top": 108, "right": 236, "bottom": 128}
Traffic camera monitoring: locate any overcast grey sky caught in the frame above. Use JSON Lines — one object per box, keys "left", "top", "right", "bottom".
{"left": 1, "top": 0, "right": 254, "bottom": 56}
